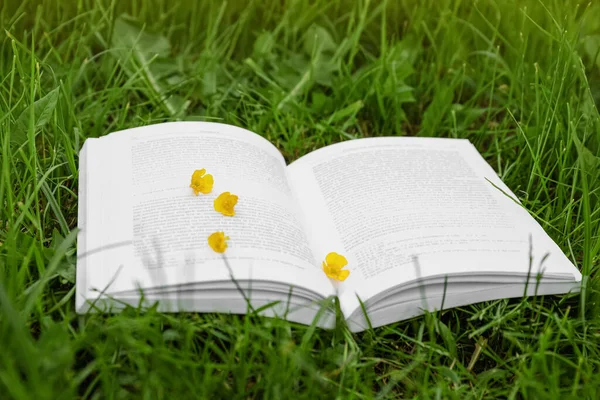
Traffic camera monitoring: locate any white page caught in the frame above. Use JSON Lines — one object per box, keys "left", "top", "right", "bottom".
{"left": 287, "top": 137, "right": 582, "bottom": 318}
{"left": 80, "top": 122, "right": 335, "bottom": 307}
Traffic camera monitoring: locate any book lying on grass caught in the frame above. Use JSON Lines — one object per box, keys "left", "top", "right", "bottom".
{"left": 76, "top": 122, "right": 582, "bottom": 332}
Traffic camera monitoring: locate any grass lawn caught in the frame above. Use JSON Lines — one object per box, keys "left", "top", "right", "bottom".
{"left": 1, "top": 0, "right": 599, "bottom": 398}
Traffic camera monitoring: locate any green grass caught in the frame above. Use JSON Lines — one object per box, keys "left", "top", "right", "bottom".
{"left": 1, "top": 0, "right": 600, "bottom": 398}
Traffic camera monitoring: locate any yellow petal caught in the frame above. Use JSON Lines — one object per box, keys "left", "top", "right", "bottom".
{"left": 337, "top": 269, "right": 350, "bottom": 281}
{"left": 191, "top": 169, "right": 205, "bottom": 183}
{"left": 325, "top": 252, "right": 347, "bottom": 269}
{"left": 322, "top": 262, "right": 331, "bottom": 276}
{"left": 323, "top": 268, "right": 335, "bottom": 280}
{"left": 226, "top": 194, "right": 238, "bottom": 216}
{"left": 198, "top": 174, "right": 214, "bottom": 194}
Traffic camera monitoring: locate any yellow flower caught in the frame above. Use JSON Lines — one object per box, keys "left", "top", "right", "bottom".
{"left": 208, "top": 232, "right": 229, "bottom": 253}
{"left": 214, "top": 192, "right": 238, "bottom": 216}
{"left": 322, "top": 252, "right": 350, "bottom": 281}
{"left": 190, "top": 169, "right": 214, "bottom": 195}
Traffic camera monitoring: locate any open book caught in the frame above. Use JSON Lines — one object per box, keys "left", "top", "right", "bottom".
{"left": 76, "top": 122, "right": 582, "bottom": 332}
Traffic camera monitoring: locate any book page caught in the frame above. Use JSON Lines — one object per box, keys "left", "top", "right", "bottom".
{"left": 287, "top": 137, "right": 581, "bottom": 318}
{"left": 82, "top": 122, "right": 335, "bottom": 302}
